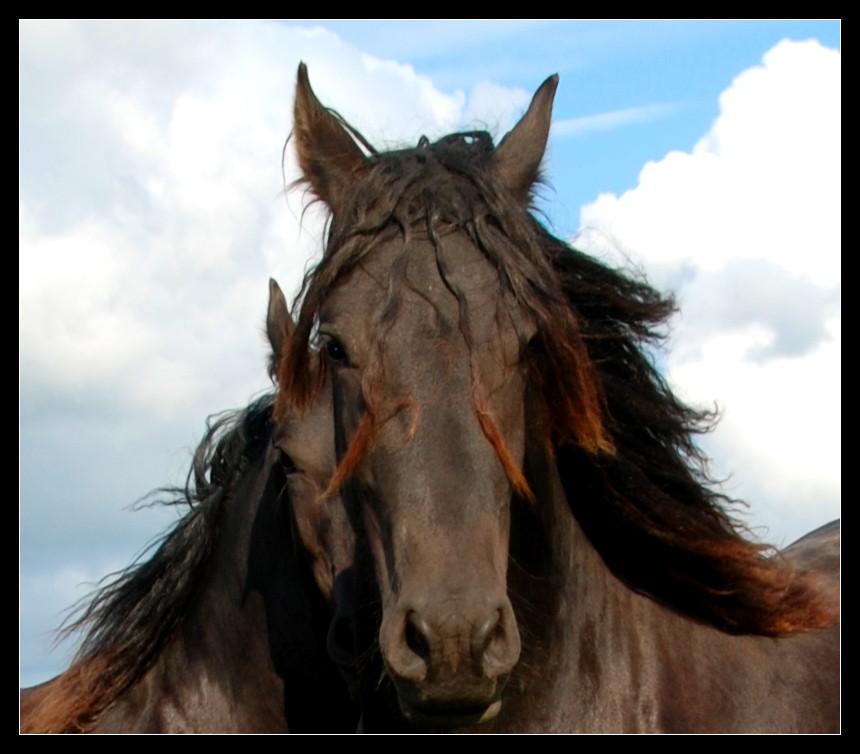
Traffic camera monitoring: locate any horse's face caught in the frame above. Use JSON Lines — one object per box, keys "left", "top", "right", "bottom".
{"left": 277, "top": 362, "right": 358, "bottom": 677}
{"left": 276, "top": 365, "right": 348, "bottom": 603}
{"left": 267, "top": 279, "right": 355, "bottom": 674}
{"left": 319, "top": 237, "right": 531, "bottom": 724}
{"left": 286, "top": 65, "right": 559, "bottom": 726}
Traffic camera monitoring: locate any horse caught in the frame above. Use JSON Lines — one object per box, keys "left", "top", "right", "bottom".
{"left": 20, "top": 280, "right": 359, "bottom": 733}
{"left": 273, "top": 64, "right": 840, "bottom": 733}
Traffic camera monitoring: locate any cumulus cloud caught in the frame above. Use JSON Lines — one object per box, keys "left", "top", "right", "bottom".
{"left": 19, "top": 20, "right": 472, "bottom": 425}
{"left": 579, "top": 40, "right": 841, "bottom": 543}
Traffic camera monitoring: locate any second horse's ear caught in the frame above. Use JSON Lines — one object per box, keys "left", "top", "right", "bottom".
{"left": 494, "top": 74, "right": 559, "bottom": 206}
{"left": 293, "top": 62, "right": 368, "bottom": 215}
{"left": 267, "top": 278, "right": 293, "bottom": 378}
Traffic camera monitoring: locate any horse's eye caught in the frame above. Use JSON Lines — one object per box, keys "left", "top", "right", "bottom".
{"left": 325, "top": 338, "right": 348, "bottom": 364}
{"left": 278, "top": 449, "right": 298, "bottom": 474}
{"left": 522, "top": 333, "right": 541, "bottom": 363}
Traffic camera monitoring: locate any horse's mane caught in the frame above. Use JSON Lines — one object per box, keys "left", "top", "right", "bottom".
{"left": 545, "top": 241, "right": 836, "bottom": 635}
{"left": 279, "top": 128, "right": 837, "bottom": 638}
{"left": 21, "top": 394, "right": 276, "bottom": 734}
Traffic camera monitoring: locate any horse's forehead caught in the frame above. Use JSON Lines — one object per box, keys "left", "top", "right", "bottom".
{"left": 324, "top": 236, "right": 511, "bottom": 335}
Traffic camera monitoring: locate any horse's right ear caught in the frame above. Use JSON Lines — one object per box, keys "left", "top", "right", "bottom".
{"left": 267, "top": 278, "right": 293, "bottom": 369}
{"left": 293, "top": 62, "right": 368, "bottom": 213}
{"left": 494, "top": 74, "right": 559, "bottom": 205}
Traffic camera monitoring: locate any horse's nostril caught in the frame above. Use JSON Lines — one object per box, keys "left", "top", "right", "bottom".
{"left": 473, "top": 610, "right": 502, "bottom": 656}
{"left": 404, "top": 612, "right": 431, "bottom": 663}
{"left": 326, "top": 614, "right": 355, "bottom": 669}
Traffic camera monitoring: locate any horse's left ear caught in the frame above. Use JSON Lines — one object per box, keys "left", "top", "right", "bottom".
{"left": 494, "top": 74, "right": 559, "bottom": 205}
{"left": 267, "top": 278, "right": 293, "bottom": 373}
{"left": 293, "top": 62, "right": 368, "bottom": 213}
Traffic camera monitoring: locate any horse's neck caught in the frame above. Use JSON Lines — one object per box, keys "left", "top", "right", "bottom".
{"left": 501, "top": 452, "right": 839, "bottom": 733}
{"left": 95, "top": 452, "right": 290, "bottom": 732}
{"left": 506, "top": 484, "right": 678, "bottom": 732}
{"left": 95, "top": 595, "right": 288, "bottom": 732}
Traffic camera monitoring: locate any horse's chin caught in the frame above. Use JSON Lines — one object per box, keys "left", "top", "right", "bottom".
{"left": 395, "top": 687, "right": 504, "bottom": 730}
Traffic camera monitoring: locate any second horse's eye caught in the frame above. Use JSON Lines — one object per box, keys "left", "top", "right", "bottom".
{"left": 325, "top": 338, "right": 348, "bottom": 364}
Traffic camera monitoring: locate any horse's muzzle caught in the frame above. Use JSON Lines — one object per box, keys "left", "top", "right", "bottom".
{"left": 380, "top": 593, "right": 521, "bottom": 727}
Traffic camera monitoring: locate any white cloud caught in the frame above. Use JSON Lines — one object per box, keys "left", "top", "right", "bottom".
{"left": 579, "top": 40, "right": 841, "bottom": 544}
{"left": 19, "top": 21, "right": 483, "bottom": 424}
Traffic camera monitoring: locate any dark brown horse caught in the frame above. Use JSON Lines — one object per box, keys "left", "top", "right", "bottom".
{"left": 20, "top": 281, "right": 358, "bottom": 733}
{"left": 276, "top": 64, "right": 840, "bottom": 732}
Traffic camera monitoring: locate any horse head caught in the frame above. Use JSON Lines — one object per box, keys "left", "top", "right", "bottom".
{"left": 276, "top": 65, "right": 614, "bottom": 727}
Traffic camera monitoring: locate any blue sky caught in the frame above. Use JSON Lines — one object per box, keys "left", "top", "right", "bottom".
{"left": 288, "top": 20, "right": 839, "bottom": 228}
{"left": 20, "top": 20, "right": 840, "bottom": 688}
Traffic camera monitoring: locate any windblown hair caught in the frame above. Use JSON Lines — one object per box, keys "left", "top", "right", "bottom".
{"left": 277, "top": 128, "right": 837, "bottom": 637}
{"left": 21, "top": 395, "right": 276, "bottom": 733}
